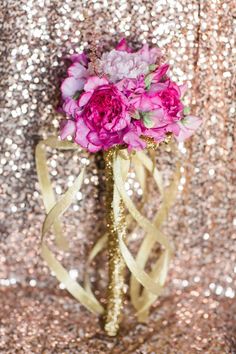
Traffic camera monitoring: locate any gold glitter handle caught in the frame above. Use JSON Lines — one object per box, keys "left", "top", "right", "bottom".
{"left": 104, "top": 150, "right": 126, "bottom": 336}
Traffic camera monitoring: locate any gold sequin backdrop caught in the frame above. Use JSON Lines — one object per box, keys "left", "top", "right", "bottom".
{"left": 0, "top": 0, "right": 235, "bottom": 352}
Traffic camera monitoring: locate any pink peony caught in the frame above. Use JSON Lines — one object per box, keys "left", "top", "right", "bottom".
{"left": 61, "top": 76, "right": 131, "bottom": 152}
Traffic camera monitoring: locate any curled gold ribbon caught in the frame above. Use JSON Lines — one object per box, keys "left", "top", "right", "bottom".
{"left": 36, "top": 137, "right": 104, "bottom": 315}
{"left": 128, "top": 152, "right": 180, "bottom": 320}
{"left": 113, "top": 153, "right": 171, "bottom": 294}
{"left": 36, "top": 137, "right": 180, "bottom": 324}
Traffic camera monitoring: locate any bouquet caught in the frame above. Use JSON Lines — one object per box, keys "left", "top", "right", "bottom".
{"left": 36, "top": 38, "right": 201, "bottom": 336}
{"left": 60, "top": 38, "right": 200, "bottom": 150}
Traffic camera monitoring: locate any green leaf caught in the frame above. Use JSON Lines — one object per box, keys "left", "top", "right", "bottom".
{"left": 183, "top": 106, "right": 190, "bottom": 115}
{"left": 181, "top": 118, "right": 188, "bottom": 126}
{"left": 142, "top": 113, "right": 154, "bottom": 128}
{"left": 149, "top": 64, "right": 158, "bottom": 72}
{"left": 145, "top": 75, "right": 152, "bottom": 90}
{"left": 73, "top": 91, "right": 81, "bottom": 100}
{"left": 132, "top": 111, "right": 141, "bottom": 120}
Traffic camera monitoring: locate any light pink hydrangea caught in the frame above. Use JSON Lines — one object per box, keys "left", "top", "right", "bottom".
{"left": 99, "top": 40, "right": 162, "bottom": 83}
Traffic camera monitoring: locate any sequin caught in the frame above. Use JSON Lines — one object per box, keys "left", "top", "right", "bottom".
{"left": 0, "top": 0, "right": 235, "bottom": 352}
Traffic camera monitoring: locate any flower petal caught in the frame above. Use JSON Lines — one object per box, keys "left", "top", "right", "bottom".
{"left": 136, "top": 93, "right": 162, "bottom": 111}
{"left": 144, "top": 128, "right": 166, "bottom": 142}
{"left": 84, "top": 76, "right": 108, "bottom": 92}
{"left": 139, "top": 44, "right": 163, "bottom": 64}
{"left": 166, "top": 122, "right": 180, "bottom": 136}
{"left": 68, "top": 62, "right": 88, "bottom": 79}
{"left": 150, "top": 108, "right": 165, "bottom": 127}
{"left": 174, "top": 115, "right": 202, "bottom": 142}
{"left": 179, "top": 83, "right": 188, "bottom": 97}
{"left": 78, "top": 92, "right": 92, "bottom": 107}
{"left": 105, "top": 113, "right": 130, "bottom": 132}
{"left": 140, "top": 94, "right": 154, "bottom": 110}
{"left": 61, "top": 77, "right": 85, "bottom": 98}
{"left": 152, "top": 63, "right": 169, "bottom": 82}
{"left": 123, "top": 129, "right": 146, "bottom": 152}
{"left": 116, "top": 38, "right": 132, "bottom": 53}
{"left": 70, "top": 52, "right": 88, "bottom": 66}
{"left": 74, "top": 118, "right": 101, "bottom": 152}
{"left": 87, "top": 131, "right": 101, "bottom": 146}
{"left": 149, "top": 47, "right": 163, "bottom": 60}
{"left": 87, "top": 143, "right": 101, "bottom": 153}
{"left": 60, "top": 120, "right": 76, "bottom": 140}
{"left": 74, "top": 118, "right": 90, "bottom": 145}
{"left": 175, "top": 126, "right": 192, "bottom": 142}
{"left": 183, "top": 115, "right": 202, "bottom": 130}
{"left": 62, "top": 98, "right": 79, "bottom": 117}
{"left": 149, "top": 81, "right": 169, "bottom": 92}
{"left": 139, "top": 44, "right": 150, "bottom": 62}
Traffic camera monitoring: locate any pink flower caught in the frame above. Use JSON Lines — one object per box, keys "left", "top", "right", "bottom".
{"left": 69, "top": 76, "right": 130, "bottom": 152}
{"left": 157, "top": 80, "right": 184, "bottom": 119}
{"left": 62, "top": 97, "right": 80, "bottom": 116}
{"left": 138, "top": 43, "right": 163, "bottom": 65}
{"left": 99, "top": 42, "right": 163, "bottom": 82}
{"left": 123, "top": 124, "right": 146, "bottom": 152}
{"left": 61, "top": 52, "right": 89, "bottom": 99}
{"left": 69, "top": 52, "right": 88, "bottom": 66}
{"left": 59, "top": 42, "right": 201, "bottom": 152}
{"left": 60, "top": 119, "right": 76, "bottom": 140}
{"left": 173, "top": 115, "right": 202, "bottom": 142}
{"left": 132, "top": 80, "right": 184, "bottom": 129}
{"left": 116, "top": 76, "right": 146, "bottom": 99}
{"left": 116, "top": 38, "right": 132, "bottom": 53}
{"left": 125, "top": 74, "right": 189, "bottom": 144}
{"left": 145, "top": 63, "right": 169, "bottom": 87}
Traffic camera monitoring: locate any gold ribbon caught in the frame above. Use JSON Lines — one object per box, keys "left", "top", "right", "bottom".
{"left": 127, "top": 151, "right": 180, "bottom": 320}
{"left": 36, "top": 137, "right": 180, "bottom": 319}
{"left": 36, "top": 137, "right": 104, "bottom": 315}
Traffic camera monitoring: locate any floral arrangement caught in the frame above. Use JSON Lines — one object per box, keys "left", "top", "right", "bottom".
{"left": 60, "top": 38, "right": 201, "bottom": 152}
{"left": 36, "top": 39, "right": 201, "bottom": 337}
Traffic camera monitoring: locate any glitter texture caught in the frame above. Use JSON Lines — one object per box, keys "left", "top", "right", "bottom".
{"left": 0, "top": 0, "right": 235, "bottom": 352}
{"left": 104, "top": 149, "right": 126, "bottom": 337}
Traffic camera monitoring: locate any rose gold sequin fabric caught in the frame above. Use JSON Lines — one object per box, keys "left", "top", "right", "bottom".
{"left": 0, "top": 1, "right": 235, "bottom": 353}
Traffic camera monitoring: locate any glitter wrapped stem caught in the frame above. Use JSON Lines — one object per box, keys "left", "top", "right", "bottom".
{"left": 104, "top": 150, "right": 126, "bottom": 336}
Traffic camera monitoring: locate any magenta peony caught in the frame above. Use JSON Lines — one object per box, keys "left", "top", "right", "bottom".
{"left": 61, "top": 76, "right": 131, "bottom": 152}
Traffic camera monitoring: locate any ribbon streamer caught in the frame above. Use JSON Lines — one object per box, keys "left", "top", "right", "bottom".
{"left": 36, "top": 137, "right": 104, "bottom": 315}
{"left": 127, "top": 151, "right": 180, "bottom": 320}
{"left": 36, "top": 137, "right": 180, "bottom": 324}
